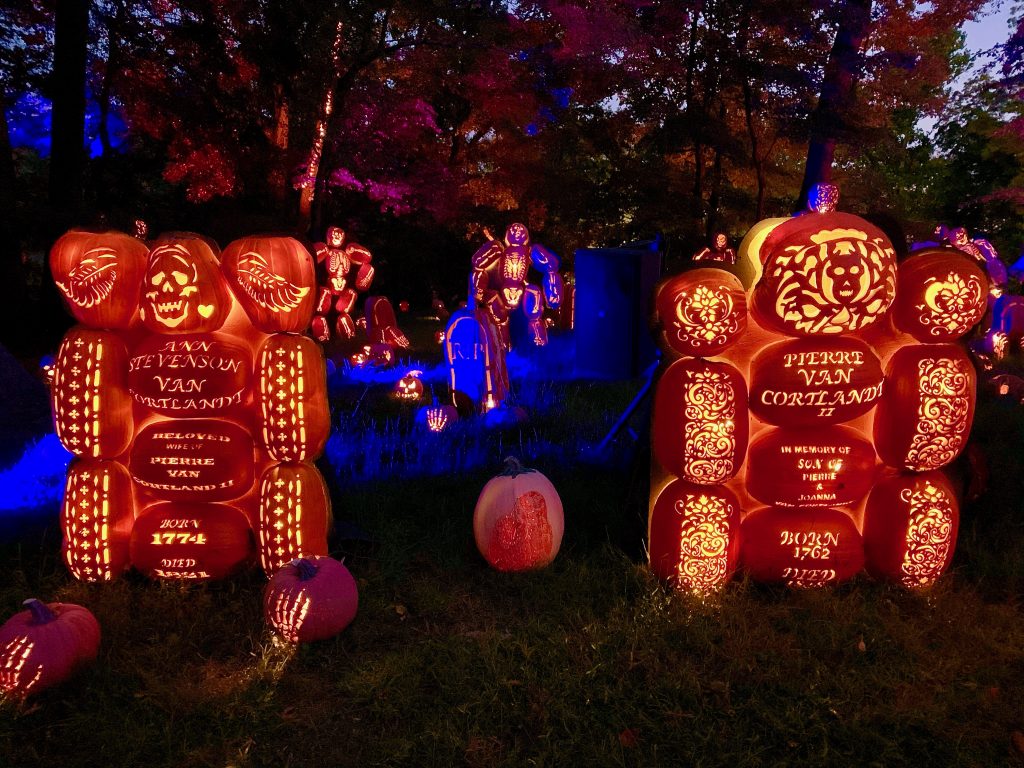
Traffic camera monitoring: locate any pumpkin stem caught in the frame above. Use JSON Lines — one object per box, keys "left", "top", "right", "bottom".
{"left": 500, "top": 456, "right": 535, "bottom": 477}
{"left": 23, "top": 599, "right": 57, "bottom": 625}
{"left": 292, "top": 558, "right": 318, "bottom": 581}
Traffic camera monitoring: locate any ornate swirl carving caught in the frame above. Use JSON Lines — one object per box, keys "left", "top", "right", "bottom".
{"left": 672, "top": 285, "right": 740, "bottom": 349}
{"left": 906, "top": 357, "right": 972, "bottom": 470}
{"left": 675, "top": 493, "right": 732, "bottom": 595}
{"left": 682, "top": 370, "right": 736, "bottom": 483}
{"left": 917, "top": 272, "right": 985, "bottom": 337}
{"left": 899, "top": 483, "right": 954, "bottom": 587}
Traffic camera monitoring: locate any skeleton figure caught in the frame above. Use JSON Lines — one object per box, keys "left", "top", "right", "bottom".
{"left": 693, "top": 233, "right": 736, "bottom": 264}
{"left": 311, "top": 225, "right": 375, "bottom": 342}
{"left": 469, "top": 223, "right": 563, "bottom": 348}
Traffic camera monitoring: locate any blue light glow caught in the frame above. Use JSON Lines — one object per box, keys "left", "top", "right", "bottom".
{"left": 0, "top": 433, "right": 72, "bottom": 513}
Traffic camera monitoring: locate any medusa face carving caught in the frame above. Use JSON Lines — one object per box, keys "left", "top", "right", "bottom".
{"left": 760, "top": 227, "right": 896, "bottom": 335}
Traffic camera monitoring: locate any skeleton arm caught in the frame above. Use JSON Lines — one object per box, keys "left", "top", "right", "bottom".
{"left": 471, "top": 240, "right": 504, "bottom": 303}
{"left": 345, "top": 243, "right": 375, "bottom": 291}
{"left": 530, "top": 243, "right": 563, "bottom": 309}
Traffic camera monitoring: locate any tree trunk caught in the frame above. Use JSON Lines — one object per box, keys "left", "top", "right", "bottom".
{"left": 796, "top": 0, "right": 872, "bottom": 210}
{"left": 0, "top": 101, "right": 30, "bottom": 349}
{"left": 49, "top": 0, "right": 90, "bottom": 231}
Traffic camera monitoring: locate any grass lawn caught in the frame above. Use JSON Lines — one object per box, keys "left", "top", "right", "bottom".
{"left": 1, "top": 333, "right": 1022, "bottom": 767}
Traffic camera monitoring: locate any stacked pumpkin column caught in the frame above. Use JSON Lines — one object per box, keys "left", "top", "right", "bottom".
{"left": 50, "top": 230, "right": 331, "bottom": 582}
{"left": 649, "top": 185, "right": 984, "bottom": 593}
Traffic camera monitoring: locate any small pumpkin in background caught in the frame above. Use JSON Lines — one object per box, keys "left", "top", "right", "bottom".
{"left": 264, "top": 557, "right": 358, "bottom": 643}
{"left": 474, "top": 458, "right": 564, "bottom": 572}
{"left": 0, "top": 599, "right": 101, "bottom": 697}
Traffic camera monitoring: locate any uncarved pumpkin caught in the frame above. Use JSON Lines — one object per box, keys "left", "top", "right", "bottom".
{"left": 474, "top": 458, "right": 564, "bottom": 572}
{"left": 648, "top": 480, "right": 741, "bottom": 595}
{"left": 0, "top": 599, "right": 100, "bottom": 697}
{"left": 653, "top": 357, "right": 748, "bottom": 484}
{"left": 264, "top": 557, "right": 358, "bottom": 643}
{"left": 221, "top": 236, "right": 316, "bottom": 333}
{"left": 50, "top": 229, "right": 149, "bottom": 329}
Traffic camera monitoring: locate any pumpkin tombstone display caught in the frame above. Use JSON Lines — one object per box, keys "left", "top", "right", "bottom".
{"left": 0, "top": 599, "right": 100, "bottom": 697}
{"left": 862, "top": 472, "right": 959, "bottom": 588}
{"left": 474, "top": 458, "right": 564, "bottom": 572}
{"left": 49, "top": 231, "right": 333, "bottom": 582}
{"left": 649, "top": 185, "right": 982, "bottom": 591}
{"left": 444, "top": 307, "right": 509, "bottom": 413}
{"left": 264, "top": 557, "right": 359, "bottom": 643}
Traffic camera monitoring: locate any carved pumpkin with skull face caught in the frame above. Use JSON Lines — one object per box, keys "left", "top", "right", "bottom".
{"left": 141, "top": 237, "right": 230, "bottom": 333}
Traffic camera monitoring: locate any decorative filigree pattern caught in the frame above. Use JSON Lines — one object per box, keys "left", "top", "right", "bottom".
{"left": 675, "top": 494, "right": 732, "bottom": 595}
{"left": 62, "top": 465, "right": 120, "bottom": 581}
{"left": 916, "top": 272, "right": 985, "bottom": 337}
{"left": 672, "top": 285, "right": 740, "bottom": 350}
{"left": 768, "top": 228, "right": 896, "bottom": 334}
{"left": 899, "top": 483, "right": 954, "bottom": 588}
{"left": 682, "top": 370, "right": 736, "bottom": 483}
{"left": 905, "top": 357, "right": 972, "bottom": 470}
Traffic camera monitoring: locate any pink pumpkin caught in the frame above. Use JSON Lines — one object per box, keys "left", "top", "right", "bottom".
{"left": 264, "top": 557, "right": 358, "bottom": 643}
{"left": 474, "top": 458, "right": 564, "bottom": 571}
{"left": 0, "top": 599, "right": 101, "bottom": 696}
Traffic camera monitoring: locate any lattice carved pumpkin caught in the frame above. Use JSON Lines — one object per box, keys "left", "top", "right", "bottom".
{"left": 50, "top": 231, "right": 332, "bottom": 582}
{"left": 649, "top": 186, "right": 983, "bottom": 593}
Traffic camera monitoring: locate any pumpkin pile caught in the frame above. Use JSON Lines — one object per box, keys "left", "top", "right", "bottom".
{"left": 650, "top": 185, "right": 981, "bottom": 593}
{"left": 50, "top": 230, "right": 332, "bottom": 582}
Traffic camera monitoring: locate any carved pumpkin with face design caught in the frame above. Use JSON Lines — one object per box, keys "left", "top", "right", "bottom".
{"left": 141, "top": 237, "right": 230, "bottom": 333}
{"left": 50, "top": 230, "right": 149, "bottom": 329}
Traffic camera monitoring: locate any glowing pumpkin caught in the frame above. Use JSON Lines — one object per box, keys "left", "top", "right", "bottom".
{"left": 747, "top": 336, "right": 883, "bottom": 426}
{"left": 221, "top": 236, "right": 316, "bottom": 333}
{"left": 256, "top": 334, "right": 330, "bottom": 462}
{"left": 257, "top": 462, "right": 331, "bottom": 575}
{"left": 863, "top": 471, "right": 959, "bottom": 588}
{"left": 264, "top": 557, "right": 358, "bottom": 643}
{"left": 474, "top": 458, "right": 564, "bottom": 572}
{"left": 653, "top": 357, "right": 748, "bottom": 484}
{"left": 740, "top": 507, "right": 864, "bottom": 587}
{"left": 655, "top": 268, "right": 747, "bottom": 358}
{"left": 140, "top": 236, "right": 230, "bottom": 334}
{"left": 52, "top": 328, "right": 134, "bottom": 459}
{"left": 892, "top": 249, "right": 987, "bottom": 342}
{"left": 0, "top": 599, "right": 100, "bottom": 697}
{"left": 129, "top": 502, "right": 254, "bottom": 580}
{"left": 393, "top": 371, "right": 424, "bottom": 401}
{"left": 61, "top": 459, "right": 134, "bottom": 582}
{"left": 872, "top": 344, "right": 976, "bottom": 471}
{"left": 745, "top": 426, "right": 876, "bottom": 508}
{"left": 648, "top": 480, "right": 741, "bottom": 595}
{"left": 50, "top": 229, "right": 148, "bottom": 329}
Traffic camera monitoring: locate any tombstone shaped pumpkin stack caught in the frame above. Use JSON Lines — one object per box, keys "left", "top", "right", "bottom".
{"left": 50, "top": 230, "right": 331, "bottom": 582}
{"left": 650, "top": 185, "right": 981, "bottom": 594}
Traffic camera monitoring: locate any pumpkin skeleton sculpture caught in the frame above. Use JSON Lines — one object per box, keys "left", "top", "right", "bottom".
{"left": 311, "top": 225, "right": 375, "bottom": 342}
{"left": 470, "top": 223, "right": 563, "bottom": 348}
{"left": 650, "top": 185, "right": 982, "bottom": 595}
{"left": 49, "top": 230, "right": 331, "bottom": 582}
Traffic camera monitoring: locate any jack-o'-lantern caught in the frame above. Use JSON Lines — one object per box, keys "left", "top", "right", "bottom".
{"left": 264, "top": 557, "right": 358, "bottom": 643}
{"left": 393, "top": 370, "right": 424, "bottom": 401}
{"left": 140, "top": 236, "right": 230, "bottom": 333}
{"left": 873, "top": 344, "right": 975, "bottom": 472}
{"left": 740, "top": 506, "right": 864, "bottom": 587}
{"left": 892, "top": 249, "right": 987, "bottom": 342}
{"left": 61, "top": 459, "right": 134, "bottom": 582}
{"left": 655, "top": 268, "right": 747, "bottom": 358}
{"left": 649, "top": 480, "right": 740, "bottom": 595}
{"left": 221, "top": 236, "right": 316, "bottom": 333}
{"left": 50, "top": 230, "right": 148, "bottom": 329}
{"left": 257, "top": 462, "right": 331, "bottom": 574}
{"left": 653, "top": 358, "right": 748, "bottom": 484}
{"left": 256, "top": 334, "right": 330, "bottom": 462}
{"left": 752, "top": 186, "right": 897, "bottom": 336}
{"left": 0, "top": 599, "right": 101, "bottom": 697}
{"left": 862, "top": 471, "right": 959, "bottom": 588}
{"left": 474, "top": 458, "right": 564, "bottom": 572}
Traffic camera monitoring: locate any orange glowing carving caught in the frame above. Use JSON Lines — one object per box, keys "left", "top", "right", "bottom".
{"left": 268, "top": 588, "right": 312, "bottom": 643}
{"left": 234, "top": 251, "right": 310, "bottom": 313}
{"left": 675, "top": 285, "right": 741, "bottom": 348}
{"left": 55, "top": 247, "right": 118, "bottom": 308}
{"left": 257, "top": 335, "right": 330, "bottom": 462}
{"left": 917, "top": 272, "right": 985, "bottom": 337}
{"left": 681, "top": 369, "right": 738, "bottom": 484}
{"left": 675, "top": 493, "right": 732, "bottom": 595}
{"left": 899, "top": 482, "right": 955, "bottom": 588}
{"left": 61, "top": 461, "right": 133, "bottom": 582}
{"left": 0, "top": 636, "right": 41, "bottom": 695}
{"left": 257, "top": 463, "right": 330, "bottom": 574}
{"left": 905, "top": 357, "right": 973, "bottom": 471}
{"left": 782, "top": 567, "right": 838, "bottom": 589}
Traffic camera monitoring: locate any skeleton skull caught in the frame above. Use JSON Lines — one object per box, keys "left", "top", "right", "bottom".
{"left": 143, "top": 244, "right": 201, "bottom": 328}
{"left": 820, "top": 242, "right": 872, "bottom": 304}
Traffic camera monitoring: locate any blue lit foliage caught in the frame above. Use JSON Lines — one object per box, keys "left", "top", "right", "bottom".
{"left": 0, "top": 433, "right": 72, "bottom": 513}
{"left": 6, "top": 90, "right": 128, "bottom": 158}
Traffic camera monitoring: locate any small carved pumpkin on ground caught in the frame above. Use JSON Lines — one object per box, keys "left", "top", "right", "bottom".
{"left": 0, "top": 599, "right": 101, "bottom": 697}
{"left": 264, "top": 557, "right": 358, "bottom": 643}
{"left": 474, "top": 458, "right": 564, "bottom": 572}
